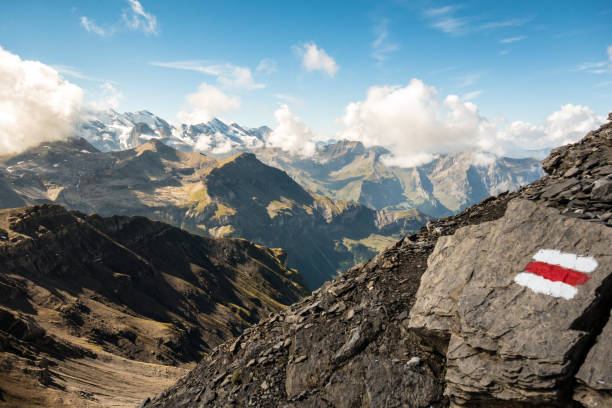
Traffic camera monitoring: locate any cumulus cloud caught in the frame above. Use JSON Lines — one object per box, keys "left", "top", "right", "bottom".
{"left": 176, "top": 82, "right": 240, "bottom": 124}
{"left": 256, "top": 58, "right": 278, "bottom": 75}
{"left": 194, "top": 131, "right": 237, "bottom": 155}
{"left": 267, "top": 104, "right": 316, "bottom": 156}
{"left": 497, "top": 104, "right": 605, "bottom": 150}
{"left": 336, "top": 79, "right": 604, "bottom": 167}
{"left": 150, "top": 61, "right": 265, "bottom": 90}
{"left": 0, "top": 47, "right": 83, "bottom": 155}
{"left": 337, "top": 80, "right": 495, "bottom": 166}
{"left": 122, "top": 0, "right": 158, "bottom": 35}
{"left": 294, "top": 42, "right": 338, "bottom": 77}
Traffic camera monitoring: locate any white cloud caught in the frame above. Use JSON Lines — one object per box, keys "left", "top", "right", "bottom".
{"left": 52, "top": 65, "right": 113, "bottom": 83}
{"left": 499, "top": 35, "right": 526, "bottom": 44}
{"left": 424, "top": 6, "right": 463, "bottom": 17}
{"left": 176, "top": 82, "right": 240, "bottom": 124}
{"left": 275, "top": 94, "right": 303, "bottom": 104}
{"left": 372, "top": 19, "right": 398, "bottom": 64}
{"left": 122, "top": 0, "right": 158, "bottom": 35}
{"left": 80, "top": 16, "right": 108, "bottom": 36}
{"left": 267, "top": 104, "right": 316, "bottom": 156}
{"left": 608, "top": 45, "right": 612, "bottom": 67}
{"left": 294, "top": 42, "right": 338, "bottom": 77}
{"left": 480, "top": 18, "right": 531, "bottom": 30}
{"left": 336, "top": 79, "right": 604, "bottom": 167}
{"left": 498, "top": 104, "right": 605, "bottom": 150}
{"left": 0, "top": 47, "right": 84, "bottom": 155}
{"left": 256, "top": 58, "right": 278, "bottom": 75}
{"left": 573, "top": 61, "right": 607, "bottom": 74}
{"left": 337, "top": 80, "right": 496, "bottom": 167}
{"left": 150, "top": 61, "right": 265, "bottom": 90}
{"left": 422, "top": 5, "right": 530, "bottom": 36}
{"left": 194, "top": 131, "right": 237, "bottom": 155}
{"left": 457, "top": 73, "right": 481, "bottom": 88}
{"left": 80, "top": 0, "right": 158, "bottom": 36}
{"left": 462, "top": 90, "right": 482, "bottom": 100}
{"left": 99, "top": 82, "right": 124, "bottom": 110}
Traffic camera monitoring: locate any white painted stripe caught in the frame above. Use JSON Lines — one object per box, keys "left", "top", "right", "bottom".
{"left": 532, "top": 249, "right": 598, "bottom": 273}
{"left": 514, "top": 272, "right": 578, "bottom": 300}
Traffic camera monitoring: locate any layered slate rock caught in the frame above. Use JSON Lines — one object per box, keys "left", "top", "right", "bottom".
{"left": 574, "top": 310, "right": 612, "bottom": 407}
{"left": 409, "top": 199, "right": 611, "bottom": 406}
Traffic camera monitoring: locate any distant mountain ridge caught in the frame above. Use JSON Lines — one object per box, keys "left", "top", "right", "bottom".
{"left": 79, "top": 109, "right": 271, "bottom": 154}
{"left": 78, "top": 110, "right": 544, "bottom": 217}
{"left": 0, "top": 138, "right": 426, "bottom": 288}
{"left": 256, "top": 142, "right": 544, "bottom": 217}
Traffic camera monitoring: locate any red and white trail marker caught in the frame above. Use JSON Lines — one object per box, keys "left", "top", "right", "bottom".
{"left": 514, "top": 249, "right": 598, "bottom": 300}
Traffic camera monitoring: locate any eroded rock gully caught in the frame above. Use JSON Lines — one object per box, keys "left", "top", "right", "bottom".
{"left": 145, "top": 121, "right": 611, "bottom": 407}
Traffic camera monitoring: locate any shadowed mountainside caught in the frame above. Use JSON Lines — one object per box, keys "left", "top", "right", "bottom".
{"left": 0, "top": 204, "right": 308, "bottom": 407}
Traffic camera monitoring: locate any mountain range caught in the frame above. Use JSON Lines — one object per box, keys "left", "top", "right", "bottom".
{"left": 0, "top": 138, "right": 425, "bottom": 288}
{"left": 78, "top": 110, "right": 544, "bottom": 218}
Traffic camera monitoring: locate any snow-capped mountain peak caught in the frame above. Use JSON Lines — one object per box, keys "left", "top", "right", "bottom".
{"left": 79, "top": 110, "right": 270, "bottom": 155}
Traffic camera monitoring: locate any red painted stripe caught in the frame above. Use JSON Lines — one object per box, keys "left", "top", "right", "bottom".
{"left": 525, "top": 262, "right": 590, "bottom": 286}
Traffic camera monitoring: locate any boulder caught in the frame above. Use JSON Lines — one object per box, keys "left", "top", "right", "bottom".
{"left": 409, "top": 199, "right": 612, "bottom": 406}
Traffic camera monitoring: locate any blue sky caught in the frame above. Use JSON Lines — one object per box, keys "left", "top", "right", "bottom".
{"left": 1, "top": 0, "right": 611, "bottom": 157}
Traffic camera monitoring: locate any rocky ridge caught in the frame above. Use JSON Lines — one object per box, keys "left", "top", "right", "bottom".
{"left": 144, "top": 119, "right": 611, "bottom": 407}
{"left": 0, "top": 139, "right": 427, "bottom": 288}
{"left": 255, "top": 143, "right": 544, "bottom": 218}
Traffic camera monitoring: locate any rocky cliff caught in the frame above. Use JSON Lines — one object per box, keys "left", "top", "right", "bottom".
{"left": 0, "top": 204, "right": 308, "bottom": 407}
{"left": 143, "top": 119, "right": 611, "bottom": 407}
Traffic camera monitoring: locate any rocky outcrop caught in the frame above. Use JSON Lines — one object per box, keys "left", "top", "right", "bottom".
{"left": 409, "top": 199, "right": 611, "bottom": 406}
{"left": 144, "top": 119, "right": 611, "bottom": 407}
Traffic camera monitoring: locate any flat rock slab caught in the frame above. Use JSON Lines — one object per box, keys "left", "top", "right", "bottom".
{"left": 409, "top": 199, "right": 612, "bottom": 406}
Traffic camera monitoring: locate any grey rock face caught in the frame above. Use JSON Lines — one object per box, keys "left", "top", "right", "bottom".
{"left": 410, "top": 199, "right": 611, "bottom": 405}
{"left": 574, "top": 310, "right": 612, "bottom": 407}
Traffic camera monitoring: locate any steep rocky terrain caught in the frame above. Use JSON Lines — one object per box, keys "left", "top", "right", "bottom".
{"left": 144, "top": 119, "right": 610, "bottom": 407}
{"left": 0, "top": 139, "right": 427, "bottom": 288}
{"left": 0, "top": 205, "right": 308, "bottom": 407}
